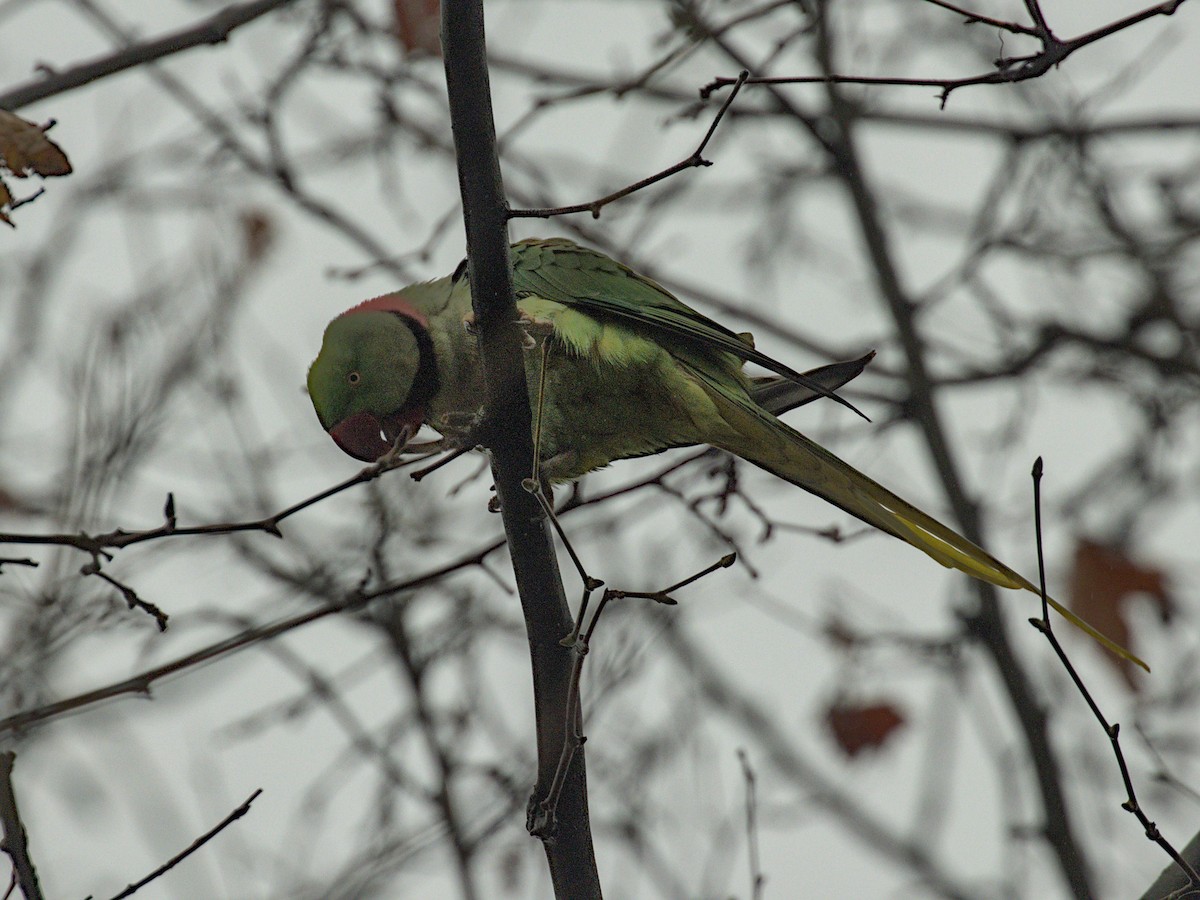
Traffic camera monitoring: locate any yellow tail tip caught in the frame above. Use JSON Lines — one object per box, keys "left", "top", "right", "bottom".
{"left": 1042, "top": 592, "right": 1150, "bottom": 673}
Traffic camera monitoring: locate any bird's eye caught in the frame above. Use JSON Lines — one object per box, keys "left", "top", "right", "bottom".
{"left": 348, "top": 371, "right": 361, "bottom": 385}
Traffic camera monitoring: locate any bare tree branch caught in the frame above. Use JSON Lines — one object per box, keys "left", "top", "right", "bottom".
{"left": 2, "top": 0, "right": 1196, "bottom": 894}
{"left": 510, "top": 70, "right": 748, "bottom": 219}
{"left": 441, "top": 2, "right": 602, "bottom": 895}
{"left": 0, "top": 0, "right": 299, "bottom": 111}
{"left": 1029, "top": 459, "right": 1200, "bottom": 893}
{"left": 0, "top": 536, "right": 504, "bottom": 737}
{"left": 0, "top": 752, "right": 43, "bottom": 900}
{"left": 0, "top": 455, "right": 422, "bottom": 555}
{"left": 702, "top": 0, "right": 1189, "bottom": 107}
{"left": 107, "top": 789, "right": 263, "bottom": 900}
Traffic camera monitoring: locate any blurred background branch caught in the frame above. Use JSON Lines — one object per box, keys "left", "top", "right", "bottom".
{"left": 1, "top": 0, "right": 1198, "bottom": 896}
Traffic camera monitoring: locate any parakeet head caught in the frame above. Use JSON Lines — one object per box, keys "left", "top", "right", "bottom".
{"left": 308, "top": 298, "right": 435, "bottom": 461}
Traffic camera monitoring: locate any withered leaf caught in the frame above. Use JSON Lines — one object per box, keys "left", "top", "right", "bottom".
{"left": 0, "top": 178, "right": 12, "bottom": 227}
{"left": 1069, "top": 538, "right": 1172, "bottom": 689}
{"left": 393, "top": 0, "right": 441, "bottom": 56}
{"left": 240, "top": 208, "right": 275, "bottom": 263}
{"left": 0, "top": 109, "right": 72, "bottom": 178}
{"left": 826, "top": 700, "right": 905, "bottom": 758}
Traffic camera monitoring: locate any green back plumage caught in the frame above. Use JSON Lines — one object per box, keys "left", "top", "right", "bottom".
{"left": 511, "top": 239, "right": 865, "bottom": 418}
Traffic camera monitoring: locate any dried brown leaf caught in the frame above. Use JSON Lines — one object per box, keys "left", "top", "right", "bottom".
{"left": 240, "top": 208, "right": 275, "bottom": 263}
{"left": 0, "top": 177, "right": 12, "bottom": 228}
{"left": 1069, "top": 538, "right": 1172, "bottom": 689}
{"left": 826, "top": 700, "right": 905, "bottom": 758}
{"left": 0, "top": 110, "right": 72, "bottom": 177}
{"left": 393, "top": 0, "right": 441, "bottom": 56}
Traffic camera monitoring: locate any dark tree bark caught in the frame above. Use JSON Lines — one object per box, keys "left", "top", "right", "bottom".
{"left": 440, "top": 3, "right": 603, "bottom": 897}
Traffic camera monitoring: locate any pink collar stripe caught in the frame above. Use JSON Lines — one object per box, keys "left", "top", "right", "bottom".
{"left": 341, "top": 292, "right": 428, "bottom": 328}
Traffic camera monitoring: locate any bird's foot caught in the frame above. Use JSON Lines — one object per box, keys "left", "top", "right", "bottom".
{"left": 461, "top": 311, "right": 553, "bottom": 350}
{"left": 516, "top": 310, "right": 554, "bottom": 350}
{"left": 536, "top": 450, "right": 579, "bottom": 485}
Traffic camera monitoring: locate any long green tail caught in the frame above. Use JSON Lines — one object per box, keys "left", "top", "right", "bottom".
{"left": 700, "top": 367, "right": 1148, "bottom": 671}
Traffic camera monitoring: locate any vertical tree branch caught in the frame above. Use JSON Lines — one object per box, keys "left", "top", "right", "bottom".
{"left": 0, "top": 752, "right": 43, "bottom": 900}
{"left": 440, "top": 3, "right": 602, "bottom": 897}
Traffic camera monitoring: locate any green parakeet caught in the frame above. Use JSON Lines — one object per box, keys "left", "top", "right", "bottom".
{"left": 308, "top": 238, "right": 1144, "bottom": 670}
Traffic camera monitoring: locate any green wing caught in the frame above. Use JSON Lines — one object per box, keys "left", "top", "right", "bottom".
{"left": 750, "top": 352, "right": 876, "bottom": 415}
{"left": 511, "top": 239, "right": 865, "bottom": 418}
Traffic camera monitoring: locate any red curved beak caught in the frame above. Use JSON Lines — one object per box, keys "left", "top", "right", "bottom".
{"left": 329, "top": 407, "right": 425, "bottom": 461}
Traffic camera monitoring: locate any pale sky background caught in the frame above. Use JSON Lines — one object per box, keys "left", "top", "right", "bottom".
{"left": 2, "top": 1, "right": 1199, "bottom": 898}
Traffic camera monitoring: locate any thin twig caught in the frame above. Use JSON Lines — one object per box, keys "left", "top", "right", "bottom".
{"left": 530, "top": 338, "right": 551, "bottom": 489}
{"left": 0, "top": 455, "right": 420, "bottom": 629}
{"left": 409, "top": 444, "right": 474, "bottom": 482}
{"left": 524, "top": 483, "right": 601, "bottom": 594}
{"left": 607, "top": 553, "right": 735, "bottom": 604}
{"left": 528, "top": 592, "right": 595, "bottom": 838}
{"left": 0, "top": 454, "right": 416, "bottom": 554}
{"left": 0, "top": 0, "right": 298, "bottom": 111}
{"left": 532, "top": 553, "right": 735, "bottom": 833}
{"left": 1029, "top": 458, "right": 1200, "bottom": 891}
{"left": 1022, "top": 0, "right": 1056, "bottom": 39}
{"left": 701, "top": 1, "right": 1188, "bottom": 107}
{"left": 738, "top": 749, "right": 766, "bottom": 900}
{"left": 85, "top": 566, "right": 169, "bottom": 631}
{"left": 510, "top": 70, "right": 749, "bottom": 218}
{"left": 107, "top": 789, "right": 263, "bottom": 900}
{"left": 0, "top": 536, "right": 505, "bottom": 736}
{"left": 920, "top": 0, "right": 1039, "bottom": 35}
{"left": 0, "top": 452, "right": 739, "bottom": 738}
{"left": 0, "top": 752, "right": 43, "bottom": 900}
